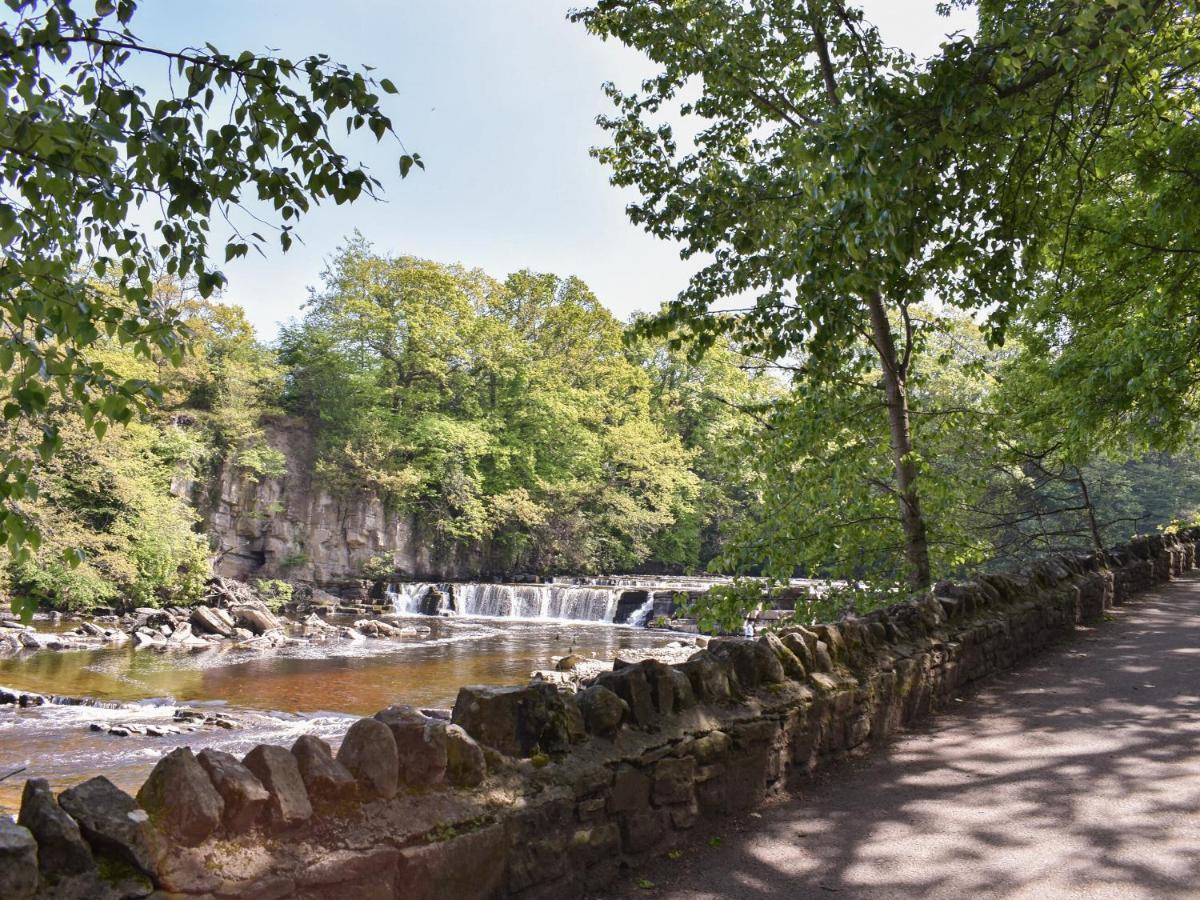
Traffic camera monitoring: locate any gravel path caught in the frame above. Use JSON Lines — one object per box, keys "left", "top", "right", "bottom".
{"left": 613, "top": 575, "right": 1200, "bottom": 899}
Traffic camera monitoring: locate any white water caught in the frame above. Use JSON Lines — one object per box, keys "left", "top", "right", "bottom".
{"left": 625, "top": 595, "right": 658, "bottom": 628}
{"left": 387, "top": 582, "right": 442, "bottom": 615}
{"left": 388, "top": 582, "right": 622, "bottom": 623}
{"left": 453, "top": 584, "right": 620, "bottom": 622}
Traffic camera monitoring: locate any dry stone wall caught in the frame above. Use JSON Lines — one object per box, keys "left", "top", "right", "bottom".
{"left": 4, "top": 529, "right": 1199, "bottom": 899}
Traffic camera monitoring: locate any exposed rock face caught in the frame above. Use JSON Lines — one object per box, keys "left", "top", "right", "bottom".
{"left": 18, "top": 778, "right": 94, "bottom": 878}
{"left": 291, "top": 734, "right": 356, "bottom": 805}
{"left": 136, "top": 747, "right": 224, "bottom": 846}
{"left": 0, "top": 818, "right": 39, "bottom": 900}
{"left": 242, "top": 744, "right": 312, "bottom": 829}
{"left": 199, "top": 418, "right": 482, "bottom": 584}
{"left": 57, "top": 776, "right": 160, "bottom": 876}
{"left": 196, "top": 749, "right": 268, "bottom": 834}
{"left": 336, "top": 717, "right": 399, "bottom": 799}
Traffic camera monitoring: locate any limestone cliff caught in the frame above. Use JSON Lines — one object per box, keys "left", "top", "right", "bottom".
{"left": 187, "top": 418, "right": 479, "bottom": 585}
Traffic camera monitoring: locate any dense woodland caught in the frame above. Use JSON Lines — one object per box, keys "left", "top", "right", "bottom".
{"left": 4, "top": 241, "right": 1200, "bottom": 614}
{"left": 2, "top": 1, "right": 1200, "bottom": 626}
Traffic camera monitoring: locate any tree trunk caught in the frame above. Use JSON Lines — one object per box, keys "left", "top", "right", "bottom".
{"left": 865, "top": 291, "right": 932, "bottom": 590}
{"left": 1074, "top": 466, "right": 1105, "bottom": 552}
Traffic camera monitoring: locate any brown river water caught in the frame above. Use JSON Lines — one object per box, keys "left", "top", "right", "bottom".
{"left": 0, "top": 616, "right": 676, "bottom": 812}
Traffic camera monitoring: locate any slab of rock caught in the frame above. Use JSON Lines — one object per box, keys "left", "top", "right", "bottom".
{"left": 229, "top": 600, "right": 282, "bottom": 636}
{"left": 760, "top": 632, "right": 807, "bottom": 681}
{"left": 242, "top": 745, "right": 312, "bottom": 829}
{"left": 336, "top": 718, "right": 399, "bottom": 800}
{"left": 708, "top": 637, "right": 786, "bottom": 689}
{"left": 374, "top": 706, "right": 447, "bottom": 787}
{"left": 443, "top": 724, "right": 486, "bottom": 788}
{"left": 18, "top": 778, "right": 94, "bottom": 878}
{"left": 190, "top": 605, "right": 235, "bottom": 637}
{"left": 197, "top": 749, "right": 268, "bottom": 834}
{"left": 0, "top": 818, "right": 39, "bottom": 899}
{"left": 677, "top": 650, "right": 733, "bottom": 702}
{"left": 291, "top": 734, "right": 356, "bottom": 805}
{"left": 451, "top": 681, "right": 584, "bottom": 758}
{"left": 57, "top": 776, "right": 160, "bottom": 876}
{"left": 577, "top": 684, "right": 628, "bottom": 737}
{"left": 136, "top": 747, "right": 223, "bottom": 846}
{"left": 595, "top": 665, "right": 656, "bottom": 727}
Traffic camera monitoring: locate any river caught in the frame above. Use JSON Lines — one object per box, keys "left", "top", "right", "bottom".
{"left": 0, "top": 613, "right": 679, "bottom": 812}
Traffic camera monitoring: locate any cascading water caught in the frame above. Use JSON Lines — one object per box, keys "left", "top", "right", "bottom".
{"left": 452, "top": 584, "right": 620, "bottom": 622}
{"left": 625, "top": 595, "right": 657, "bottom": 628}
{"left": 387, "top": 582, "right": 442, "bottom": 615}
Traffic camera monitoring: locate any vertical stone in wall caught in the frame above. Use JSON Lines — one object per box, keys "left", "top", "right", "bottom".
{"left": 242, "top": 745, "right": 312, "bottom": 829}
{"left": 137, "top": 746, "right": 224, "bottom": 846}
{"left": 197, "top": 749, "right": 270, "bottom": 834}
{"left": 18, "top": 778, "right": 94, "bottom": 880}
{"left": 336, "top": 717, "right": 399, "bottom": 799}
{"left": 0, "top": 819, "right": 38, "bottom": 900}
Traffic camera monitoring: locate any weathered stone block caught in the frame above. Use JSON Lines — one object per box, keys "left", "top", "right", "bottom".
{"left": 653, "top": 756, "right": 696, "bottom": 806}
{"left": 0, "top": 818, "right": 38, "bottom": 900}
{"left": 577, "top": 684, "right": 628, "bottom": 737}
{"left": 375, "top": 705, "right": 448, "bottom": 787}
{"left": 760, "top": 632, "right": 806, "bottom": 681}
{"left": 568, "top": 822, "right": 620, "bottom": 867}
{"left": 58, "top": 776, "right": 160, "bottom": 876}
{"left": 18, "top": 777, "right": 93, "bottom": 879}
{"left": 608, "top": 766, "right": 650, "bottom": 814}
{"left": 678, "top": 651, "right": 732, "bottom": 703}
{"left": 394, "top": 825, "right": 507, "bottom": 900}
{"left": 444, "top": 723, "right": 486, "bottom": 788}
{"left": 197, "top": 749, "right": 269, "bottom": 834}
{"left": 336, "top": 717, "right": 399, "bottom": 800}
{"left": 451, "top": 682, "right": 583, "bottom": 757}
{"left": 291, "top": 734, "right": 357, "bottom": 805}
{"left": 137, "top": 746, "right": 224, "bottom": 846}
{"left": 709, "top": 637, "right": 786, "bottom": 689}
{"left": 243, "top": 744, "right": 312, "bottom": 829}
{"left": 595, "top": 666, "right": 656, "bottom": 728}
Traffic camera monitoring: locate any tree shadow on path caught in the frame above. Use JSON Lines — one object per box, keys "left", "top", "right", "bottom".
{"left": 616, "top": 577, "right": 1200, "bottom": 899}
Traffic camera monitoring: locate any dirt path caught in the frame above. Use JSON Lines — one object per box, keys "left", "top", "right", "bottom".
{"left": 613, "top": 575, "right": 1200, "bottom": 899}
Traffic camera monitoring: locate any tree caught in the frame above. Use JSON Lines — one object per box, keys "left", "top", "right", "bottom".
{"left": 572, "top": 0, "right": 1193, "bottom": 590}
{"left": 280, "top": 241, "right": 702, "bottom": 575}
{"left": 0, "top": 0, "right": 420, "bottom": 586}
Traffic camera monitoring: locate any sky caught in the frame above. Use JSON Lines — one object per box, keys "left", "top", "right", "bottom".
{"left": 129, "top": 1, "right": 977, "bottom": 339}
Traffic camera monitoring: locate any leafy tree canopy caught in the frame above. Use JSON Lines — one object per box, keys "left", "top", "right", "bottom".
{"left": 0, "top": 0, "right": 418, "bottom": 573}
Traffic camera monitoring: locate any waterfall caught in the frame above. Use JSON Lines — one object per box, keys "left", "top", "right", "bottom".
{"left": 387, "top": 583, "right": 442, "bottom": 615}
{"left": 450, "top": 584, "right": 620, "bottom": 623}
{"left": 625, "top": 595, "right": 657, "bottom": 628}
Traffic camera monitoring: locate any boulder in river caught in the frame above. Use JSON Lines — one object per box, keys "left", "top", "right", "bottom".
{"left": 0, "top": 818, "right": 38, "bottom": 900}
{"left": 190, "top": 605, "right": 235, "bottom": 637}
{"left": 136, "top": 746, "right": 224, "bottom": 846}
{"left": 57, "top": 776, "right": 160, "bottom": 876}
{"left": 242, "top": 744, "right": 312, "bottom": 829}
{"left": 197, "top": 749, "right": 269, "bottom": 834}
{"left": 18, "top": 777, "right": 96, "bottom": 879}
{"left": 229, "top": 600, "right": 283, "bottom": 636}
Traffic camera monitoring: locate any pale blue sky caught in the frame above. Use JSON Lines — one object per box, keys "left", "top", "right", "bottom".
{"left": 130, "top": 1, "right": 976, "bottom": 337}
